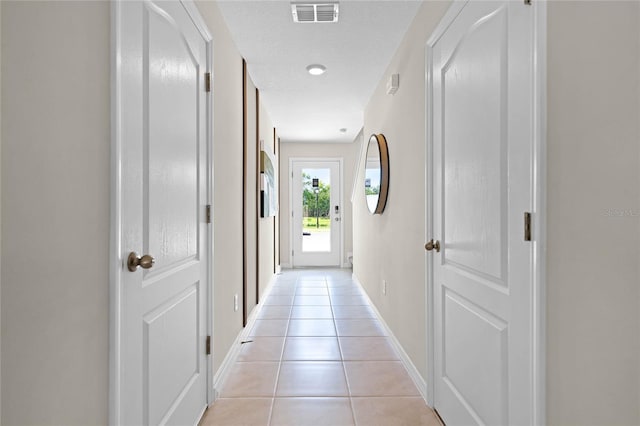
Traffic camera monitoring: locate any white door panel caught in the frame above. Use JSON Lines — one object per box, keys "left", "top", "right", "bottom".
{"left": 115, "top": 1, "right": 210, "bottom": 425}
{"left": 442, "top": 4, "right": 507, "bottom": 284}
{"left": 146, "top": 1, "right": 201, "bottom": 274}
{"left": 431, "top": 1, "right": 534, "bottom": 425}
{"left": 145, "top": 284, "right": 199, "bottom": 426}
{"left": 442, "top": 289, "right": 508, "bottom": 425}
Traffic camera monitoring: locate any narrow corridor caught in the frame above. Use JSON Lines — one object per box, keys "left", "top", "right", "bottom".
{"left": 201, "top": 269, "right": 441, "bottom": 426}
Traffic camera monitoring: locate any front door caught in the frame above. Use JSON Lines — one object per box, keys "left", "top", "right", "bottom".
{"left": 430, "top": 1, "right": 535, "bottom": 424}
{"left": 291, "top": 160, "right": 342, "bottom": 266}
{"left": 114, "top": 1, "right": 210, "bottom": 424}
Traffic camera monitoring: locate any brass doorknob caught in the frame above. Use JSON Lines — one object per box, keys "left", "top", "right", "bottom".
{"left": 425, "top": 239, "right": 440, "bottom": 253}
{"left": 127, "top": 252, "right": 155, "bottom": 272}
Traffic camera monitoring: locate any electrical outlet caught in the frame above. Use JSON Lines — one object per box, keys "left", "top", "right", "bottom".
{"left": 383, "top": 280, "right": 387, "bottom": 295}
{"left": 234, "top": 294, "right": 239, "bottom": 312}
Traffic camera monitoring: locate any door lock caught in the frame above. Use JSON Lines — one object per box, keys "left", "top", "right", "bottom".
{"left": 127, "top": 252, "right": 155, "bottom": 272}
{"left": 425, "top": 240, "right": 440, "bottom": 253}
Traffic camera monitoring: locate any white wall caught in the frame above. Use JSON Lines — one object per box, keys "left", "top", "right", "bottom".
{"left": 1, "top": 2, "right": 111, "bottom": 423}
{"left": 355, "top": 1, "right": 640, "bottom": 424}
{"left": 353, "top": 0, "right": 450, "bottom": 381}
{"left": 280, "top": 141, "right": 358, "bottom": 268}
{"left": 2, "top": 1, "right": 637, "bottom": 424}
{"left": 194, "top": 1, "right": 246, "bottom": 375}
{"left": 546, "top": 2, "right": 640, "bottom": 424}
{"left": 1, "top": 2, "right": 251, "bottom": 422}
{"left": 245, "top": 69, "right": 258, "bottom": 317}
{"left": 242, "top": 74, "right": 277, "bottom": 315}
{"left": 0, "top": 3, "right": 3, "bottom": 420}
{"left": 258, "top": 100, "right": 276, "bottom": 298}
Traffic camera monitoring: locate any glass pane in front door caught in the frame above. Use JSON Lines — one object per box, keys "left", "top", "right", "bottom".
{"left": 301, "top": 168, "right": 331, "bottom": 252}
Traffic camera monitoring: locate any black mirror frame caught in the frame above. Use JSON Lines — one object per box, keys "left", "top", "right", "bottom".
{"left": 365, "top": 133, "right": 390, "bottom": 214}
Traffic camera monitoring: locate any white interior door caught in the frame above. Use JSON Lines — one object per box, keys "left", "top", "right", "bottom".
{"left": 291, "top": 160, "right": 342, "bottom": 266}
{"left": 430, "top": 1, "right": 534, "bottom": 425}
{"left": 114, "top": 1, "right": 210, "bottom": 424}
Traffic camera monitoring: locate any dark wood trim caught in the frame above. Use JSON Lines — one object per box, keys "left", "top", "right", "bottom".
{"left": 278, "top": 133, "right": 281, "bottom": 271}
{"left": 372, "top": 134, "right": 389, "bottom": 214}
{"left": 256, "top": 88, "right": 260, "bottom": 305}
{"left": 241, "top": 59, "right": 248, "bottom": 327}
{"left": 273, "top": 128, "right": 278, "bottom": 274}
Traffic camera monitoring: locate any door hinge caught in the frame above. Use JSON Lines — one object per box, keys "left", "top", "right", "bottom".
{"left": 291, "top": 211, "right": 294, "bottom": 218}
{"left": 524, "top": 212, "right": 532, "bottom": 241}
{"left": 206, "top": 205, "right": 212, "bottom": 224}
{"left": 292, "top": 250, "right": 294, "bottom": 257}
{"left": 206, "top": 335, "right": 211, "bottom": 355}
{"left": 205, "top": 72, "right": 212, "bottom": 92}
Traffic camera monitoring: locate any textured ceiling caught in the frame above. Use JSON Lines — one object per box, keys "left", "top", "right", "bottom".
{"left": 217, "top": 1, "right": 421, "bottom": 143}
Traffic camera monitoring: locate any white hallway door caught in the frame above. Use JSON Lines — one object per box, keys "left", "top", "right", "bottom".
{"left": 291, "top": 160, "right": 342, "bottom": 266}
{"left": 430, "top": 1, "right": 536, "bottom": 425}
{"left": 113, "top": 1, "right": 211, "bottom": 425}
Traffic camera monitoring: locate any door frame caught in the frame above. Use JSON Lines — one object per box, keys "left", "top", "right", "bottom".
{"left": 289, "top": 157, "right": 344, "bottom": 268}
{"left": 108, "top": 1, "right": 215, "bottom": 423}
{"left": 424, "top": 1, "right": 547, "bottom": 423}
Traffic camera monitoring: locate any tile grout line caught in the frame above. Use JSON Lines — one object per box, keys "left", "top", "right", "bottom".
{"left": 266, "top": 273, "right": 297, "bottom": 426}
{"left": 264, "top": 277, "right": 288, "bottom": 425}
{"left": 205, "top": 270, "right": 438, "bottom": 425}
{"left": 330, "top": 277, "right": 359, "bottom": 426}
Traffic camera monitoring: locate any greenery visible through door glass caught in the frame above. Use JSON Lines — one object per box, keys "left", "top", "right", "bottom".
{"left": 302, "top": 172, "right": 331, "bottom": 231}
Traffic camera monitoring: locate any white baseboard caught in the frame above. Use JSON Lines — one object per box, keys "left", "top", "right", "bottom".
{"left": 279, "top": 263, "right": 351, "bottom": 269}
{"left": 211, "top": 327, "right": 247, "bottom": 401}
{"left": 352, "top": 273, "right": 429, "bottom": 402}
{"left": 211, "top": 273, "right": 279, "bottom": 402}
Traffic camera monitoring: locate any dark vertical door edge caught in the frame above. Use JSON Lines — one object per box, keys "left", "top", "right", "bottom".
{"left": 256, "top": 88, "right": 260, "bottom": 305}
{"left": 241, "top": 59, "right": 248, "bottom": 327}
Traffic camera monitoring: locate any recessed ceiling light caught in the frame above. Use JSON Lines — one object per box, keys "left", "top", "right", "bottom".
{"left": 306, "top": 64, "right": 326, "bottom": 75}
{"left": 339, "top": 128, "right": 347, "bottom": 133}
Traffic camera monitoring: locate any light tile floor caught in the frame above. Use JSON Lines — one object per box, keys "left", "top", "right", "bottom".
{"left": 201, "top": 269, "right": 442, "bottom": 426}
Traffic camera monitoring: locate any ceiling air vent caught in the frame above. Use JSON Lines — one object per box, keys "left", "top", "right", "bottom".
{"left": 291, "top": 2, "right": 339, "bottom": 23}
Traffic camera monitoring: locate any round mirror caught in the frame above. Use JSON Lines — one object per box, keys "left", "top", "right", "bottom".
{"left": 364, "top": 134, "right": 389, "bottom": 214}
